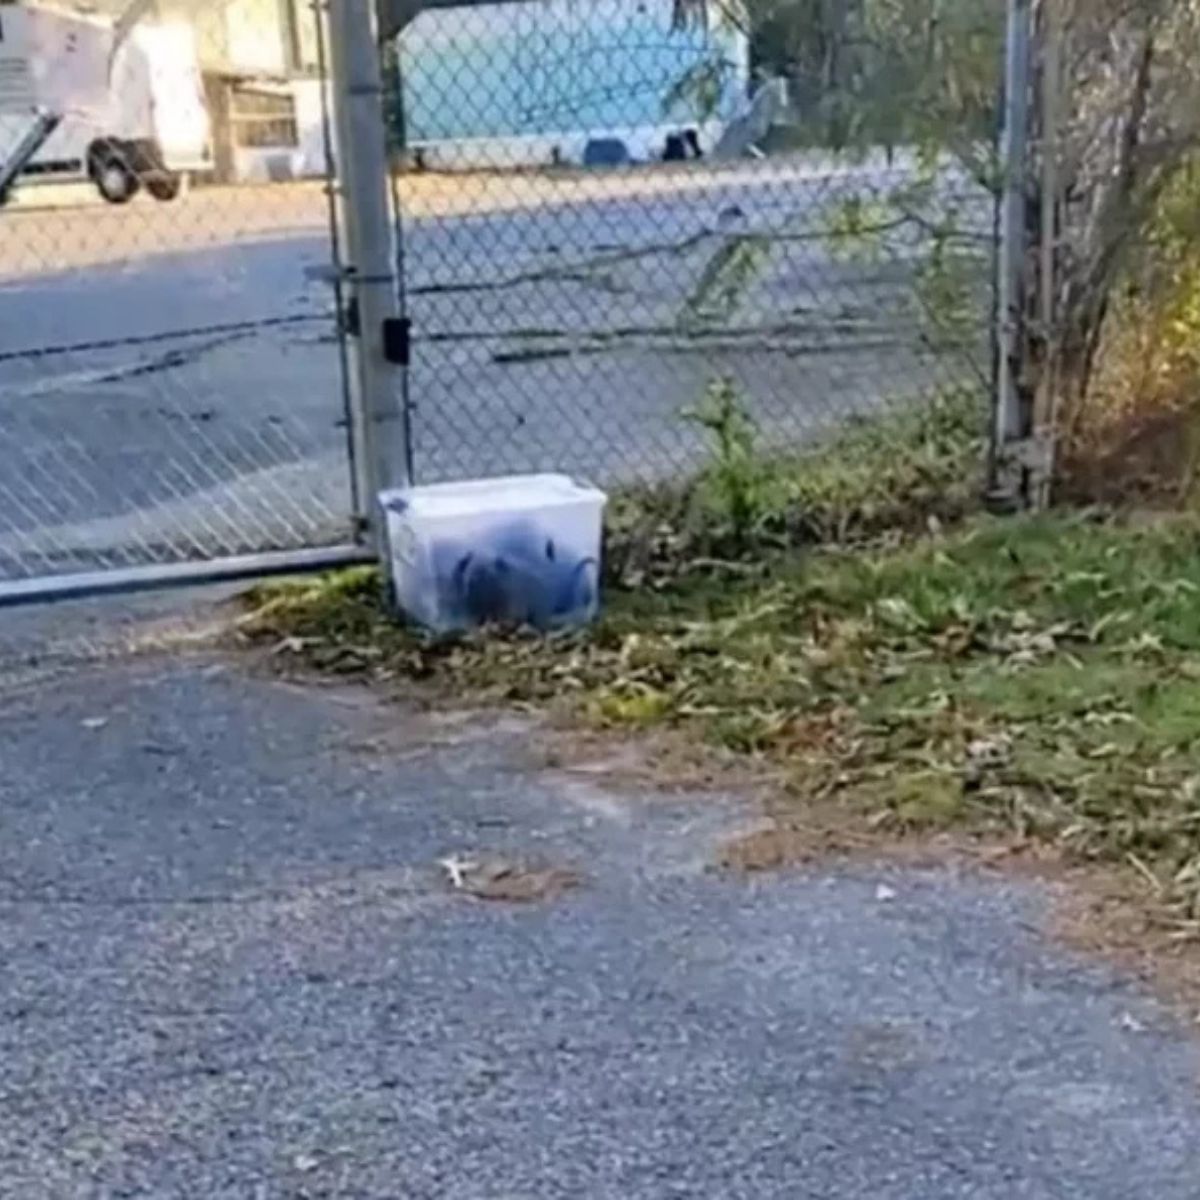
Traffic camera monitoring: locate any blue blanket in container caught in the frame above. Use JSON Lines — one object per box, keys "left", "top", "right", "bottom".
{"left": 431, "top": 519, "right": 597, "bottom": 630}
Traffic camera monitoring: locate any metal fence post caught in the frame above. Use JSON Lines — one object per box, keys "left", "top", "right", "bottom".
{"left": 327, "top": 0, "right": 411, "bottom": 553}
{"left": 989, "top": 0, "right": 1035, "bottom": 510}
{"left": 1033, "top": 0, "right": 1063, "bottom": 511}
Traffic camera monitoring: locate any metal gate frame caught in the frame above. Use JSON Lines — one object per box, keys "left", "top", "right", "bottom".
{"left": 0, "top": 5, "right": 375, "bottom": 609}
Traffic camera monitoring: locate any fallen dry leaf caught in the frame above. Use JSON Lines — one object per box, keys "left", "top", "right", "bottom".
{"left": 440, "top": 855, "right": 582, "bottom": 903}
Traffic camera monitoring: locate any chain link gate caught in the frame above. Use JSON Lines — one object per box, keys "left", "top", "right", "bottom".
{"left": 380, "top": 0, "right": 1000, "bottom": 494}
{"left": 0, "top": 0, "right": 367, "bottom": 604}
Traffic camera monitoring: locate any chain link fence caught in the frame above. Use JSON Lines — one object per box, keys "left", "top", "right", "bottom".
{"left": 385, "top": 0, "right": 1000, "bottom": 491}
{"left": 0, "top": 0, "right": 357, "bottom": 591}
{"left": 0, "top": 0, "right": 1003, "bottom": 598}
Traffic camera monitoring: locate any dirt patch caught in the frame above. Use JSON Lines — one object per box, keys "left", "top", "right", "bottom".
{"left": 718, "top": 818, "right": 887, "bottom": 871}
{"left": 439, "top": 855, "right": 583, "bottom": 904}
{"left": 226, "top": 505, "right": 1200, "bottom": 1027}
{"left": 478, "top": 697, "right": 1200, "bottom": 1020}
{"left": 1049, "top": 866, "right": 1200, "bottom": 1024}
{"left": 539, "top": 719, "right": 773, "bottom": 795}
{"left": 1059, "top": 403, "right": 1200, "bottom": 507}
{"left": 716, "top": 808, "right": 1200, "bottom": 1023}
{"left": 234, "top": 634, "right": 1200, "bottom": 1019}
{"left": 543, "top": 708, "right": 1200, "bottom": 1022}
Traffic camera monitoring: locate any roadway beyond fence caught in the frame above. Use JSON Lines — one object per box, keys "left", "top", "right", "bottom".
{"left": 0, "top": 150, "right": 919, "bottom": 280}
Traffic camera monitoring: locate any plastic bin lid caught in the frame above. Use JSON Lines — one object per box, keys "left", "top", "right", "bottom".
{"left": 381, "top": 473, "right": 605, "bottom": 520}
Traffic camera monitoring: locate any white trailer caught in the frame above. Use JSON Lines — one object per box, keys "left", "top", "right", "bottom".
{"left": 0, "top": 1, "right": 211, "bottom": 205}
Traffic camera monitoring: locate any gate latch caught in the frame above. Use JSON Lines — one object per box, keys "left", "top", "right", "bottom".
{"left": 382, "top": 316, "right": 411, "bottom": 367}
{"left": 304, "top": 265, "right": 410, "bottom": 367}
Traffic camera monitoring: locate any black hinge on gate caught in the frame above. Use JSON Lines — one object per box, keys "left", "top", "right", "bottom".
{"left": 382, "top": 316, "right": 412, "bottom": 367}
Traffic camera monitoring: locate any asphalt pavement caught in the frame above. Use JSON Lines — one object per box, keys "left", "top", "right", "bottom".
{"left": 0, "top": 158, "right": 989, "bottom": 584}
{"left": 1, "top": 595, "right": 1199, "bottom": 1197}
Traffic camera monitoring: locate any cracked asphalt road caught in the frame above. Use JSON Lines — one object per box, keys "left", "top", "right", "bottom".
{"left": 2, "top": 595, "right": 1199, "bottom": 1198}
{"left": 0, "top": 158, "right": 987, "bottom": 581}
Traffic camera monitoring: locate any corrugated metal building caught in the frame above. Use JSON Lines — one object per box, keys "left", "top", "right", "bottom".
{"left": 396, "top": 0, "right": 750, "bottom": 168}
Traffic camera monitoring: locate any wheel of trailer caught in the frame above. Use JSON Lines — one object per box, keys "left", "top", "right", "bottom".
{"left": 88, "top": 144, "right": 138, "bottom": 205}
{"left": 146, "top": 173, "right": 183, "bottom": 202}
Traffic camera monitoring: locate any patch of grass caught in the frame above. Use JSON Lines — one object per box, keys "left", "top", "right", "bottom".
{"left": 776, "top": 386, "right": 984, "bottom": 534}
{"left": 607, "top": 384, "right": 984, "bottom": 587}
{"left": 240, "top": 508, "right": 1200, "bottom": 931}
{"left": 801, "top": 511, "right": 1200, "bottom": 648}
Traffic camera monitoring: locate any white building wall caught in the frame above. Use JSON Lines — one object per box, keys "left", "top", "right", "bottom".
{"left": 223, "top": 0, "right": 287, "bottom": 75}
{"left": 231, "top": 78, "right": 326, "bottom": 182}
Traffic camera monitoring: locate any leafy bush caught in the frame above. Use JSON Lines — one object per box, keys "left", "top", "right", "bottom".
{"left": 1060, "top": 161, "right": 1200, "bottom": 507}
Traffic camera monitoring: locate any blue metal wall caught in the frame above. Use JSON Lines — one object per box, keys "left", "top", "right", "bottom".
{"left": 396, "top": 0, "right": 747, "bottom": 145}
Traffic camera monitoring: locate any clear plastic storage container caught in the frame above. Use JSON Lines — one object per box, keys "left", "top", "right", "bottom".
{"left": 381, "top": 474, "right": 607, "bottom": 634}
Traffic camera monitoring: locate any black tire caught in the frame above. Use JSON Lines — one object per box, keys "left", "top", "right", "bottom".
{"left": 88, "top": 144, "right": 138, "bottom": 205}
{"left": 146, "top": 173, "right": 183, "bottom": 202}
